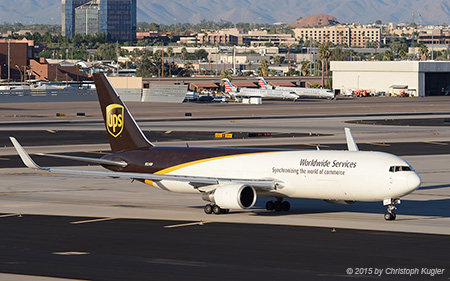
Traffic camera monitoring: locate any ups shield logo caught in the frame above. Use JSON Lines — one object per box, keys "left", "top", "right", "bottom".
{"left": 106, "top": 104, "right": 124, "bottom": 138}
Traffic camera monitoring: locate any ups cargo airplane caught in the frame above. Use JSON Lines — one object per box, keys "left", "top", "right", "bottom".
{"left": 10, "top": 74, "right": 421, "bottom": 220}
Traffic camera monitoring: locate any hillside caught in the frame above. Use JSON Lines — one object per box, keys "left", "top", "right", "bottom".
{"left": 0, "top": 0, "right": 449, "bottom": 25}
{"left": 288, "top": 14, "right": 340, "bottom": 28}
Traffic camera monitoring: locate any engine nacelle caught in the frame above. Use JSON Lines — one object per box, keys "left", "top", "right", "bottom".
{"left": 202, "top": 184, "right": 257, "bottom": 210}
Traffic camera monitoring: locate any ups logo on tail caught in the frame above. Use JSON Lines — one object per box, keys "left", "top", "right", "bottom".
{"left": 106, "top": 104, "right": 124, "bottom": 138}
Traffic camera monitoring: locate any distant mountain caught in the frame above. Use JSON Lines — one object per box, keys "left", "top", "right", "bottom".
{"left": 1, "top": 0, "right": 450, "bottom": 25}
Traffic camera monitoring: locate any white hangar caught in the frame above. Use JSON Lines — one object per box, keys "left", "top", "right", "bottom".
{"left": 330, "top": 61, "right": 450, "bottom": 97}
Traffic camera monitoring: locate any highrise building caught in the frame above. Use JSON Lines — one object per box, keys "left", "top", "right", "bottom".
{"left": 62, "top": 0, "right": 136, "bottom": 42}
{"left": 75, "top": 1, "right": 100, "bottom": 36}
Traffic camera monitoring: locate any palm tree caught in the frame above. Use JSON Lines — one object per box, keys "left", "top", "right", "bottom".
{"left": 167, "top": 47, "right": 173, "bottom": 76}
{"left": 301, "top": 60, "right": 309, "bottom": 76}
{"left": 419, "top": 44, "right": 428, "bottom": 61}
{"left": 258, "top": 59, "right": 269, "bottom": 77}
{"left": 382, "top": 50, "right": 393, "bottom": 61}
{"left": 318, "top": 43, "right": 331, "bottom": 87}
{"left": 398, "top": 49, "right": 407, "bottom": 60}
{"left": 220, "top": 70, "right": 232, "bottom": 80}
{"left": 181, "top": 47, "right": 187, "bottom": 61}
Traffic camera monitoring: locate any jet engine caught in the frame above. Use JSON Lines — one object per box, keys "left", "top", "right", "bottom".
{"left": 202, "top": 184, "right": 257, "bottom": 209}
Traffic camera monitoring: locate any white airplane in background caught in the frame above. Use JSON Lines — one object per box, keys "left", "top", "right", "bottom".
{"left": 257, "top": 77, "right": 335, "bottom": 100}
{"left": 10, "top": 74, "right": 421, "bottom": 220}
{"left": 222, "top": 78, "right": 299, "bottom": 100}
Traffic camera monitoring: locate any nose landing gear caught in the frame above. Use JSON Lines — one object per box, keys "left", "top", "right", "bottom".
{"left": 383, "top": 198, "right": 400, "bottom": 221}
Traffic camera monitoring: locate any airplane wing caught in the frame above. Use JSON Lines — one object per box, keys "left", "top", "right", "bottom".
{"left": 10, "top": 137, "right": 282, "bottom": 191}
{"left": 344, "top": 128, "right": 359, "bottom": 151}
{"left": 36, "top": 153, "right": 128, "bottom": 167}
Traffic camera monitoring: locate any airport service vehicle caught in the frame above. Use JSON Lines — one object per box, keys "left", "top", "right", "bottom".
{"left": 222, "top": 78, "right": 298, "bottom": 100}
{"left": 257, "top": 77, "right": 335, "bottom": 100}
{"left": 213, "top": 96, "right": 229, "bottom": 103}
{"left": 10, "top": 74, "right": 421, "bottom": 220}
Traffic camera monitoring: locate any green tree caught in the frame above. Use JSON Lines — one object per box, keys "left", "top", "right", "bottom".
{"left": 382, "top": 50, "right": 394, "bottom": 61}
{"left": 419, "top": 44, "right": 428, "bottom": 61}
{"left": 318, "top": 43, "right": 331, "bottom": 87}
{"left": 257, "top": 59, "right": 269, "bottom": 76}
{"left": 220, "top": 70, "right": 232, "bottom": 80}
{"left": 181, "top": 47, "right": 187, "bottom": 61}
{"left": 398, "top": 49, "right": 407, "bottom": 60}
{"left": 286, "top": 68, "right": 300, "bottom": 76}
{"left": 300, "top": 60, "right": 309, "bottom": 76}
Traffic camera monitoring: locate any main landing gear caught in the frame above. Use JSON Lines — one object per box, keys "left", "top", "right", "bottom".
{"left": 384, "top": 198, "right": 400, "bottom": 221}
{"left": 266, "top": 198, "right": 290, "bottom": 212}
{"left": 204, "top": 204, "right": 229, "bottom": 215}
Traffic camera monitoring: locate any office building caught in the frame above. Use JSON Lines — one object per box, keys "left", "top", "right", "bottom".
{"left": 75, "top": 1, "right": 100, "bottom": 35}
{"left": 293, "top": 25, "right": 381, "bottom": 47}
{"left": 62, "top": 0, "right": 136, "bottom": 42}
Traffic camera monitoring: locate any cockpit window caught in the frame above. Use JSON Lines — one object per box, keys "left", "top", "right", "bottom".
{"left": 389, "top": 166, "right": 412, "bottom": 172}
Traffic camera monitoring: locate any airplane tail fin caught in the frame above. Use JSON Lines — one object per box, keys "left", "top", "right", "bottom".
{"left": 257, "top": 77, "right": 268, "bottom": 89}
{"left": 221, "top": 78, "right": 235, "bottom": 94}
{"left": 93, "top": 73, "right": 153, "bottom": 153}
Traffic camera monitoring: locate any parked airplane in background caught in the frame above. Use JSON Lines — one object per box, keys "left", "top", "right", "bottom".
{"left": 11, "top": 74, "right": 421, "bottom": 220}
{"left": 222, "top": 78, "right": 299, "bottom": 100}
{"left": 257, "top": 77, "right": 335, "bottom": 100}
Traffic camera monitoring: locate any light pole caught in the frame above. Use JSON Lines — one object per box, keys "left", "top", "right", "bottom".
{"left": 15, "top": 65, "right": 22, "bottom": 84}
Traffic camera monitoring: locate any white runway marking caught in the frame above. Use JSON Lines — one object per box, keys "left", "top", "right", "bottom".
{"left": 52, "top": 252, "right": 90, "bottom": 256}
{"left": 164, "top": 221, "right": 212, "bottom": 228}
{"left": 365, "top": 142, "right": 390, "bottom": 146}
{"left": 0, "top": 213, "right": 21, "bottom": 218}
{"left": 70, "top": 217, "right": 118, "bottom": 224}
{"left": 423, "top": 141, "right": 448, "bottom": 145}
{"left": 0, "top": 273, "right": 89, "bottom": 281}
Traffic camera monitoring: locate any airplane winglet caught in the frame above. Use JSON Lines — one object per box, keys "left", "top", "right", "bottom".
{"left": 344, "top": 128, "right": 359, "bottom": 152}
{"left": 9, "top": 137, "right": 45, "bottom": 170}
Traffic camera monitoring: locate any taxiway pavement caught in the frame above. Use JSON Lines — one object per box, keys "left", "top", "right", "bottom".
{"left": 1, "top": 97, "right": 450, "bottom": 280}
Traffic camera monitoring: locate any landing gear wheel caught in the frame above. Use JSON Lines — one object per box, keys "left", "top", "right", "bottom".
{"left": 221, "top": 208, "right": 230, "bottom": 214}
{"left": 384, "top": 212, "right": 396, "bottom": 221}
{"left": 282, "top": 201, "right": 291, "bottom": 212}
{"left": 266, "top": 201, "right": 274, "bottom": 211}
{"left": 274, "top": 201, "right": 282, "bottom": 212}
{"left": 212, "top": 205, "right": 222, "bottom": 215}
{"left": 204, "top": 204, "right": 213, "bottom": 214}
{"left": 384, "top": 202, "right": 398, "bottom": 221}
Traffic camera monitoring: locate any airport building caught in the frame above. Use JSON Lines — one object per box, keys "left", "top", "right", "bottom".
{"left": 0, "top": 40, "right": 31, "bottom": 81}
{"left": 331, "top": 61, "right": 450, "bottom": 97}
{"left": 62, "top": 0, "right": 136, "bottom": 42}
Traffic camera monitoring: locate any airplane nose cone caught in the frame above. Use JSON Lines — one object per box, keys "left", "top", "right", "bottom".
{"left": 408, "top": 173, "right": 421, "bottom": 191}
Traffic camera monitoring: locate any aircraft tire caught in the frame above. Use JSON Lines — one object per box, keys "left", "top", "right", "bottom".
{"left": 282, "top": 201, "right": 291, "bottom": 212}
{"left": 266, "top": 201, "right": 274, "bottom": 211}
{"left": 274, "top": 201, "right": 282, "bottom": 212}
{"left": 212, "top": 204, "right": 222, "bottom": 215}
{"left": 384, "top": 212, "right": 396, "bottom": 221}
{"left": 204, "top": 204, "right": 213, "bottom": 214}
